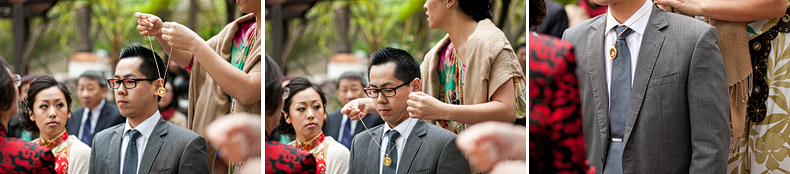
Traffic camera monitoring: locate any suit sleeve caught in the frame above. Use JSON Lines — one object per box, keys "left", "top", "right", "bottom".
{"left": 437, "top": 137, "right": 470, "bottom": 173}
{"left": 348, "top": 137, "right": 358, "bottom": 174}
{"left": 179, "top": 135, "right": 211, "bottom": 174}
{"left": 88, "top": 138, "right": 97, "bottom": 174}
{"left": 687, "top": 26, "right": 730, "bottom": 174}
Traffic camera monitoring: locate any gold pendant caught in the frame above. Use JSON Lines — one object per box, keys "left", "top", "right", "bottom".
{"left": 609, "top": 47, "right": 617, "bottom": 59}
{"left": 157, "top": 87, "right": 166, "bottom": 97}
{"left": 384, "top": 157, "right": 392, "bottom": 166}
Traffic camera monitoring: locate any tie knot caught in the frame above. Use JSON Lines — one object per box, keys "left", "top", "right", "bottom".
{"left": 614, "top": 26, "right": 632, "bottom": 40}
{"left": 387, "top": 130, "right": 400, "bottom": 142}
{"left": 128, "top": 129, "right": 141, "bottom": 140}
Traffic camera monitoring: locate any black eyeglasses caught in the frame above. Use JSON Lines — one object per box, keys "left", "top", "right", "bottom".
{"left": 364, "top": 80, "right": 412, "bottom": 98}
{"left": 107, "top": 78, "right": 158, "bottom": 89}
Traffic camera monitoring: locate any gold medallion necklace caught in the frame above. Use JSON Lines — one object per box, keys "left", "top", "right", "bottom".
{"left": 608, "top": 4, "right": 651, "bottom": 59}
{"left": 355, "top": 111, "right": 414, "bottom": 167}
{"left": 144, "top": 18, "right": 172, "bottom": 97}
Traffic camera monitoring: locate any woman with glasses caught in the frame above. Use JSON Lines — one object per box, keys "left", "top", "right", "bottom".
{"left": 0, "top": 57, "right": 56, "bottom": 173}
{"left": 277, "top": 76, "right": 349, "bottom": 174}
{"left": 20, "top": 75, "right": 91, "bottom": 174}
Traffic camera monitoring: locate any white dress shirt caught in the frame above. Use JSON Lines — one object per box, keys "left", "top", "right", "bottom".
{"left": 119, "top": 111, "right": 161, "bottom": 174}
{"left": 337, "top": 115, "right": 358, "bottom": 142}
{"left": 604, "top": 0, "right": 653, "bottom": 97}
{"left": 78, "top": 99, "right": 106, "bottom": 139}
{"left": 379, "top": 118, "right": 418, "bottom": 174}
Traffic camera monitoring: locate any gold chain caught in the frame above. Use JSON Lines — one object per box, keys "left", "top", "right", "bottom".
{"left": 356, "top": 111, "right": 414, "bottom": 158}
{"left": 608, "top": 4, "right": 651, "bottom": 46}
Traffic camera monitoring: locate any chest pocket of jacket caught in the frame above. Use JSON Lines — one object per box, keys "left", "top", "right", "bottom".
{"left": 648, "top": 72, "right": 679, "bottom": 88}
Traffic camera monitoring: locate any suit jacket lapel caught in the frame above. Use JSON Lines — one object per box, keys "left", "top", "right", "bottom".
{"left": 397, "top": 120, "right": 425, "bottom": 174}
{"left": 587, "top": 16, "right": 611, "bottom": 153}
{"left": 356, "top": 114, "right": 375, "bottom": 134}
{"left": 623, "top": 5, "right": 667, "bottom": 144}
{"left": 368, "top": 125, "right": 383, "bottom": 174}
{"left": 70, "top": 109, "right": 85, "bottom": 134}
{"left": 109, "top": 126, "right": 124, "bottom": 174}
{"left": 137, "top": 118, "right": 167, "bottom": 174}
{"left": 327, "top": 111, "right": 342, "bottom": 138}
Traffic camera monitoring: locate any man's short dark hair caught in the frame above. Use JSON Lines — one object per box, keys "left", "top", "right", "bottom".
{"left": 337, "top": 71, "right": 366, "bottom": 88}
{"left": 367, "top": 47, "right": 421, "bottom": 83}
{"left": 117, "top": 45, "right": 166, "bottom": 101}
{"left": 517, "top": 43, "right": 526, "bottom": 51}
{"left": 78, "top": 70, "right": 107, "bottom": 87}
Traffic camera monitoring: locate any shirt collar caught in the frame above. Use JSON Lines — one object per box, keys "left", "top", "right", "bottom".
{"left": 605, "top": 0, "right": 653, "bottom": 36}
{"left": 123, "top": 110, "right": 161, "bottom": 140}
{"left": 87, "top": 99, "right": 106, "bottom": 116}
{"left": 381, "top": 117, "right": 417, "bottom": 139}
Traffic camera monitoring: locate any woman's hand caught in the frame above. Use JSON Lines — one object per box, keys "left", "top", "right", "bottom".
{"left": 160, "top": 22, "right": 205, "bottom": 52}
{"left": 456, "top": 122, "right": 526, "bottom": 171}
{"left": 135, "top": 12, "right": 164, "bottom": 36}
{"left": 406, "top": 92, "right": 447, "bottom": 120}
{"left": 206, "top": 113, "right": 261, "bottom": 163}
{"left": 341, "top": 98, "right": 372, "bottom": 120}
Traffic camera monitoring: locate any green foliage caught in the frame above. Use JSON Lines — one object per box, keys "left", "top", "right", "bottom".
{"left": 0, "top": 0, "right": 230, "bottom": 74}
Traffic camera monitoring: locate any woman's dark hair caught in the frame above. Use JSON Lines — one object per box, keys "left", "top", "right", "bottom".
{"left": 160, "top": 73, "right": 179, "bottom": 110}
{"left": 457, "top": 0, "right": 493, "bottom": 22}
{"left": 277, "top": 76, "right": 328, "bottom": 136}
{"left": 20, "top": 75, "right": 72, "bottom": 133}
{"left": 530, "top": 0, "right": 547, "bottom": 27}
{"left": 265, "top": 55, "right": 284, "bottom": 117}
{"left": 0, "top": 57, "right": 14, "bottom": 112}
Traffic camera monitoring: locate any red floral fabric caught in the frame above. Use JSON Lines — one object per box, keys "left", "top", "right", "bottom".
{"left": 0, "top": 126, "right": 56, "bottom": 173}
{"left": 295, "top": 133, "right": 326, "bottom": 174}
{"left": 265, "top": 135, "right": 317, "bottom": 174}
{"left": 528, "top": 33, "right": 591, "bottom": 174}
{"left": 38, "top": 131, "right": 69, "bottom": 174}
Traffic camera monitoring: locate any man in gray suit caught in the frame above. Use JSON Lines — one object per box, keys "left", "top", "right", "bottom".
{"left": 89, "top": 45, "right": 209, "bottom": 174}
{"left": 345, "top": 48, "right": 468, "bottom": 174}
{"left": 562, "top": 0, "right": 730, "bottom": 173}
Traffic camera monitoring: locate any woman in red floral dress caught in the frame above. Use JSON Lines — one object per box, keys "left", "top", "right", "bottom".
{"left": 529, "top": 0, "right": 588, "bottom": 173}
{"left": 20, "top": 75, "right": 91, "bottom": 174}
{"left": 0, "top": 57, "right": 56, "bottom": 173}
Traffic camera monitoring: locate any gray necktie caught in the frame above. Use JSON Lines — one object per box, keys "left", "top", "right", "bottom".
{"left": 382, "top": 130, "right": 400, "bottom": 174}
{"left": 123, "top": 129, "right": 141, "bottom": 174}
{"left": 604, "top": 25, "right": 632, "bottom": 174}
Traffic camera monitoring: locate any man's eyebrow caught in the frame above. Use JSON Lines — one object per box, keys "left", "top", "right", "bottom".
{"left": 113, "top": 74, "right": 138, "bottom": 79}
{"left": 369, "top": 82, "right": 396, "bottom": 88}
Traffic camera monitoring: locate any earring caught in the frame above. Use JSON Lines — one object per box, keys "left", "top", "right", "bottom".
{"left": 446, "top": 4, "right": 449, "bottom": 8}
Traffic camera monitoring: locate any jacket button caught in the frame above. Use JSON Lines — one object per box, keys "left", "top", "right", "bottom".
{"left": 601, "top": 156, "right": 605, "bottom": 161}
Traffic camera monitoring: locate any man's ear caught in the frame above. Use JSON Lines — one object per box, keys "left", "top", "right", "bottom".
{"left": 157, "top": 78, "right": 165, "bottom": 89}
{"left": 411, "top": 78, "right": 422, "bottom": 92}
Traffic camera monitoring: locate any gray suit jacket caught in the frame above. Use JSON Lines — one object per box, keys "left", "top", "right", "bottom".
{"left": 562, "top": 5, "right": 730, "bottom": 174}
{"left": 88, "top": 117, "right": 210, "bottom": 174}
{"left": 348, "top": 119, "right": 468, "bottom": 174}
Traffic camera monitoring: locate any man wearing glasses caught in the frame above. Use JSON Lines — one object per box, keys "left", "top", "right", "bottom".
{"left": 88, "top": 45, "right": 209, "bottom": 174}
{"left": 344, "top": 47, "right": 468, "bottom": 174}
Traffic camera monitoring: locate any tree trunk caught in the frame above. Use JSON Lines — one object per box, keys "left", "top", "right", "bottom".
{"left": 334, "top": 3, "right": 350, "bottom": 53}
{"left": 496, "top": 0, "right": 512, "bottom": 29}
{"left": 75, "top": 2, "right": 93, "bottom": 52}
{"left": 188, "top": 0, "right": 198, "bottom": 30}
